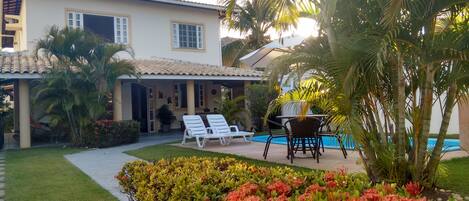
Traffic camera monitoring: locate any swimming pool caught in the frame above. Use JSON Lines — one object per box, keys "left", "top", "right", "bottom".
{"left": 251, "top": 135, "right": 461, "bottom": 152}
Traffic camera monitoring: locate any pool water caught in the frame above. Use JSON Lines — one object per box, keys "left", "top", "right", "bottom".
{"left": 251, "top": 135, "right": 461, "bottom": 152}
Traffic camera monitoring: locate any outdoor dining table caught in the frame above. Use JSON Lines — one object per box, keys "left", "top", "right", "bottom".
{"left": 276, "top": 114, "right": 328, "bottom": 157}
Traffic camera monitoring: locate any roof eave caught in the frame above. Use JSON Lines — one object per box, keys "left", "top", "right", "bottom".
{"left": 119, "top": 74, "right": 263, "bottom": 81}
{"left": 0, "top": 73, "right": 42, "bottom": 79}
{"left": 142, "top": 0, "right": 224, "bottom": 11}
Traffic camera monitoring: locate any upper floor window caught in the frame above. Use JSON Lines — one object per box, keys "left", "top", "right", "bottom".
{"left": 172, "top": 22, "right": 204, "bottom": 49}
{"left": 67, "top": 11, "right": 128, "bottom": 44}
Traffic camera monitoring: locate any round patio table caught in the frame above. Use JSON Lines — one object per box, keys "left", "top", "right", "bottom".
{"left": 276, "top": 114, "right": 328, "bottom": 158}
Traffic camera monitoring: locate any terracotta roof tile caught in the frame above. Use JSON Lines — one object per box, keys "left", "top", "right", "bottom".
{"left": 0, "top": 52, "right": 263, "bottom": 78}
{"left": 133, "top": 58, "right": 262, "bottom": 77}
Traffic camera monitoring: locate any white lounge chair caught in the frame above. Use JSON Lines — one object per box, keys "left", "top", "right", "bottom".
{"left": 206, "top": 114, "right": 254, "bottom": 143}
{"left": 182, "top": 115, "right": 226, "bottom": 148}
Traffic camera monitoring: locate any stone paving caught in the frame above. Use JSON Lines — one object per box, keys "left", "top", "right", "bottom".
{"left": 65, "top": 134, "right": 181, "bottom": 201}
{"left": 178, "top": 139, "right": 469, "bottom": 173}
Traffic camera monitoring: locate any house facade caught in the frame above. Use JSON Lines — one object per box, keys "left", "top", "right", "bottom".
{"left": 1, "top": 0, "right": 262, "bottom": 148}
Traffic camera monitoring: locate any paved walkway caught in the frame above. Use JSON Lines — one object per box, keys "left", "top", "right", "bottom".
{"left": 65, "top": 135, "right": 181, "bottom": 201}
{"left": 178, "top": 140, "right": 469, "bottom": 173}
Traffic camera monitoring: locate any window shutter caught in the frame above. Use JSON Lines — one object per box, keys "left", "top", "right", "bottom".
{"left": 76, "top": 13, "right": 83, "bottom": 29}
{"left": 172, "top": 23, "right": 179, "bottom": 48}
{"left": 196, "top": 25, "right": 203, "bottom": 49}
{"left": 115, "top": 17, "right": 121, "bottom": 43}
{"left": 122, "top": 17, "right": 128, "bottom": 44}
{"left": 114, "top": 17, "right": 129, "bottom": 44}
{"left": 67, "top": 12, "right": 83, "bottom": 29}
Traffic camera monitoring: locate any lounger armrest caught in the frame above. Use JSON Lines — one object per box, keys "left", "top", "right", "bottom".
{"left": 229, "top": 125, "right": 239, "bottom": 132}
{"left": 185, "top": 128, "right": 193, "bottom": 136}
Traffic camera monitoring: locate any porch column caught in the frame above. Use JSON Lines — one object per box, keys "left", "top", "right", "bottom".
{"left": 18, "top": 79, "right": 31, "bottom": 148}
{"left": 113, "top": 80, "right": 123, "bottom": 121}
{"left": 244, "top": 80, "right": 252, "bottom": 130}
{"left": 186, "top": 80, "right": 195, "bottom": 115}
{"left": 459, "top": 100, "right": 469, "bottom": 151}
{"left": 13, "top": 80, "right": 20, "bottom": 133}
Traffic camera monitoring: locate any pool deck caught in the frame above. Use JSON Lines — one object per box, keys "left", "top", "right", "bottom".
{"left": 177, "top": 139, "right": 469, "bottom": 172}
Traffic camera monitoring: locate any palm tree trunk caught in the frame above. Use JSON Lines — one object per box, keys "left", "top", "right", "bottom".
{"left": 415, "top": 64, "right": 435, "bottom": 180}
{"left": 321, "top": 1, "right": 338, "bottom": 57}
{"left": 425, "top": 83, "right": 457, "bottom": 184}
{"left": 395, "top": 58, "right": 406, "bottom": 161}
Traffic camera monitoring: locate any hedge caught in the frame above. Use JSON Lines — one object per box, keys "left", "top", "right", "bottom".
{"left": 116, "top": 157, "right": 426, "bottom": 201}
{"left": 82, "top": 120, "right": 140, "bottom": 148}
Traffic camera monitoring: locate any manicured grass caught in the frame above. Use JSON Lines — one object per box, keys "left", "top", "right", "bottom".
{"left": 439, "top": 157, "right": 469, "bottom": 196}
{"left": 6, "top": 147, "right": 117, "bottom": 201}
{"left": 126, "top": 143, "right": 311, "bottom": 171}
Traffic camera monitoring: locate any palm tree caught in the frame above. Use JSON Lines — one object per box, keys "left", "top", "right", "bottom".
{"left": 221, "top": 0, "right": 296, "bottom": 67}
{"left": 217, "top": 91, "right": 247, "bottom": 127}
{"left": 34, "top": 26, "right": 137, "bottom": 145}
{"left": 232, "top": 0, "right": 469, "bottom": 187}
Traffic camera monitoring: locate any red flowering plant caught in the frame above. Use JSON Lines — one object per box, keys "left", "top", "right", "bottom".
{"left": 266, "top": 180, "right": 291, "bottom": 198}
{"left": 405, "top": 182, "right": 423, "bottom": 197}
{"left": 118, "top": 157, "right": 427, "bottom": 201}
{"left": 225, "top": 182, "right": 261, "bottom": 201}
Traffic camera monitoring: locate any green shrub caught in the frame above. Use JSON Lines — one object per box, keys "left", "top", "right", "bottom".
{"left": 117, "top": 157, "right": 426, "bottom": 201}
{"left": 246, "top": 84, "right": 278, "bottom": 130}
{"left": 82, "top": 120, "right": 139, "bottom": 148}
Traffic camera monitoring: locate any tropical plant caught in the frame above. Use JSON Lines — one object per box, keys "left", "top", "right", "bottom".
{"left": 217, "top": 91, "right": 246, "bottom": 126}
{"left": 0, "top": 86, "right": 12, "bottom": 148}
{"left": 246, "top": 83, "right": 278, "bottom": 130}
{"left": 225, "top": 0, "right": 469, "bottom": 188}
{"left": 156, "top": 104, "right": 175, "bottom": 132}
{"left": 117, "top": 156, "right": 426, "bottom": 201}
{"left": 33, "top": 26, "right": 137, "bottom": 145}
{"left": 221, "top": 0, "right": 296, "bottom": 67}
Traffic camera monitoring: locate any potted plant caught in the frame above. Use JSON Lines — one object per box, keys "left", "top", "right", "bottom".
{"left": 156, "top": 104, "right": 174, "bottom": 132}
{"left": 0, "top": 88, "right": 12, "bottom": 149}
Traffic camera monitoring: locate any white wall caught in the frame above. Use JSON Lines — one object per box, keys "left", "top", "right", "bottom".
{"left": 280, "top": 82, "right": 460, "bottom": 134}
{"left": 430, "top": 97, "right": 459, "bottom": 134}
{"left": 23, "top": 0, "right": 222, "bottom": 65}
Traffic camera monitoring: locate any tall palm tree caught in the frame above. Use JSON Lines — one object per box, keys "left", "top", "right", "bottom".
{"left": 221, "top": 0, "right": 296, "bottom": 67}
{"left": 34, "top": 26, "right": 137, "bottom": 145}
{"left": 238, "top": 0, "right": 469, "bottom": 187}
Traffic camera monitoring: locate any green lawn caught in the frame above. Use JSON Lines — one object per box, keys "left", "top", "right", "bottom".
{"left": 5, "top": 143, "right": 466, "bottom": 201}
{"left": 126, "top": 143, "right": 311, "bottom": 171}
{"left": 439, "top": 157, "right": 469, "bottom": 196}
{"left": 6, "top": 147, "right": 117, "bottom": 201}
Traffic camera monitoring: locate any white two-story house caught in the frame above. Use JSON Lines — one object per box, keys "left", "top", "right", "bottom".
{"left": 0, "top": 0, "right": 262, "bottom": 148}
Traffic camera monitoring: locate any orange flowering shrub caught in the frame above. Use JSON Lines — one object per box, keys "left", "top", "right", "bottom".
{"left": 117, "top": 157, "right": 426, "bottom": 201}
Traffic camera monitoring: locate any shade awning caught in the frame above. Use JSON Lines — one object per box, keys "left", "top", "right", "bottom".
{"left": 239, "top": 35, "right": 306, "bottom": 69}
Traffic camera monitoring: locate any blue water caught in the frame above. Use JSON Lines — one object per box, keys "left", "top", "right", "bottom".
{"left": 252, "top": 135, "right": 461, "bottom": 152}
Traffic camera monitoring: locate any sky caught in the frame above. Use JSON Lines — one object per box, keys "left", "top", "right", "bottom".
{"left": 190, "top": 0, "right": 319, "bottom": 39}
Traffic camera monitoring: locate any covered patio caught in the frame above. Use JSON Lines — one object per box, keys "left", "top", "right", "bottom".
{"left": 0, "top": 53, "right": 262, "bottom": 148}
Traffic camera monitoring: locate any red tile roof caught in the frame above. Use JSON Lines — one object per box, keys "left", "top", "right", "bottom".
{"left": 0, "top": 53, "right": 262, "bottom": 79}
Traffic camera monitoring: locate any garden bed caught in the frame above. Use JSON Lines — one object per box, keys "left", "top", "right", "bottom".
{"left": 117, "top": 157, "right": 427, "bottom": 201}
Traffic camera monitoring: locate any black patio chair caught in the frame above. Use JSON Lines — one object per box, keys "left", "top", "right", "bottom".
{"left": 318, "top": 119, "right": 348, "bottom": 158}
{"left": 262, "top": 119, "right": 287, "bottom": 159}
{"left": 285, "top": 117, "right": 322, "bottom": 163}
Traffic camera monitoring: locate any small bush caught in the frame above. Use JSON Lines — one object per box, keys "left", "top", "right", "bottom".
{"left": 116, "top": 157, "right": 426, "bottom": 201}
{"left": 82, "top": 120, "right": 139, "bottom": 148}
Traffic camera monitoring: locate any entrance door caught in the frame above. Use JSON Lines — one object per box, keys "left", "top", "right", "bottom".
{"left": 131, "top": 84, "right": 148, "bottom": 133}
